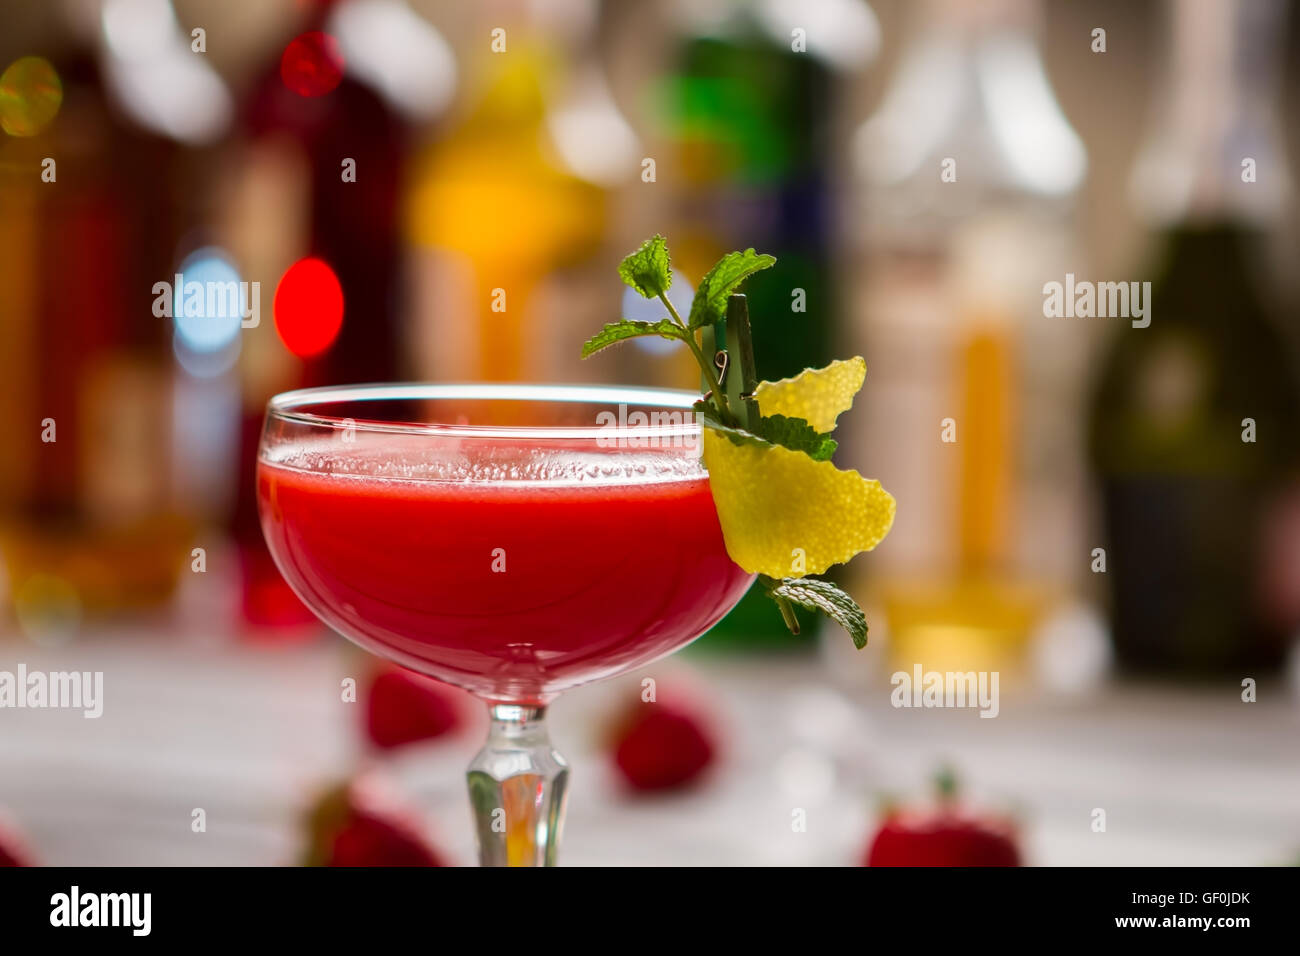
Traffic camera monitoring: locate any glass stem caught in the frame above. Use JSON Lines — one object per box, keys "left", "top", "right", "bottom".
{"left": 466, "top": 704, "right": 569, "bottom": 866}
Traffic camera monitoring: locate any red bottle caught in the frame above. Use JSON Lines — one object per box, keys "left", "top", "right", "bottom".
{"left": 228, "top": 0, "right": 414, "bottom": 635}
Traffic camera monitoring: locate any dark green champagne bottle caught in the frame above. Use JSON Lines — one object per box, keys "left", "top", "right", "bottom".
{"left": 1089, "top": 226, "right": 1300, "bottom": 673}
{"left": 1088, "top": 0, "right": 1300, "bottom": 675}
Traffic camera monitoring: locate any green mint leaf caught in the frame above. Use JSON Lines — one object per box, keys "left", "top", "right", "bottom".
{"left": 694, "top": 403, "right": 835, "bottom": 461}
{"left": 618, "top": 235, "right": 673, "bottom": 299}
{"left": 582, "top": 319, "right": 684, "bottom": 358}
{"left": 753, "top": 414, "right": 837, "bottom": 461}
{"left": 767, "top": 577, "right": 869, "bottom": 649}
{"left": 687, "top": 248, "right": 776, "bottom": 330}
{"left": 692, "top": 400, "right": 758, "bottom": 443}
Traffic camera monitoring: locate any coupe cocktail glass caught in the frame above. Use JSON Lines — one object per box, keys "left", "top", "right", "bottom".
{"left": 257, "top": 384, "right": 753, "bottom": 865}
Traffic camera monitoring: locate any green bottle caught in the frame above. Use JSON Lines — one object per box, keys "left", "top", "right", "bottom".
{"left": 659, "top": 3, "right": 876, "bottom": 650}
{"left": 1088, "top": 0, "right": 1300, "bottom": 675}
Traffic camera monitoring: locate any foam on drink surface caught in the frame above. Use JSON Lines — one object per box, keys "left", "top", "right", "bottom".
{"left": 262, "top": 438, "right": 705, "bottom": 487}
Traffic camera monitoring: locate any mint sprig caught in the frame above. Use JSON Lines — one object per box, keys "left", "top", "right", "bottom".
{"left": 582, "top": 319, "right": 684, "bottom": 358}
{"left": 583, "top": 235, "right": 871, "bottom": 648}
{"left": 755, "top": 414, "right": 838, "bottom": 462}
{"left": 617, "top": 234, "right": 672, "bottom": 298}
{"left": 687, "top": 249, "right": 776, "bottom": 330}
{"left": 582, "top": 236, "right": 730, "bottom": 419}
{"left": 693, "top": 402, "right": 838, "bottom": 462}
{"left": 763, "top": 576, "right": 869, "bottom": 649}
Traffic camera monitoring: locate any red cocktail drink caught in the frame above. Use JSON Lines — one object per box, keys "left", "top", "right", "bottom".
{"left": 257, "top": 384, "right": 752, "bottom": 865}
{"left": 258, "top": 458, "right": 750, "bottom": 703}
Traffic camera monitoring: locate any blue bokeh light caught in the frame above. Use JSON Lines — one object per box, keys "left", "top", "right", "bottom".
{"left": 172, "top": 247, "right": 245, "bottom": 353}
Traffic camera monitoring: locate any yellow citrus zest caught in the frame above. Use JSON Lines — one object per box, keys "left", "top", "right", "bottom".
{"left": 753, "top": 356, "right": 866, "bottom": 433}
{"left": 702, "top": 432, "right": 896, "bottom": 580}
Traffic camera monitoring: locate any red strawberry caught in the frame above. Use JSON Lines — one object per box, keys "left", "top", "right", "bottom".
{"left": 864, "top": 768, "right": 1021, "bottom": 867}
{"left": 611, "top": 694, "right": 717, "bottom": 792}
{"left": 364, "top": 665, "right": 462, "bottom": 750}
{"left": 0, "top": 813, "right": 33, "bottom": 867}
{"left": 304, "top": 776, "right": 448, "bottom": 867}
{"left": 327, "top": 808, "right": 446, "bottom": 867}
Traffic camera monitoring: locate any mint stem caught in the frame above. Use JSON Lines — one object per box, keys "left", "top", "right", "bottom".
{"left": 659, "top": 291, "right": 732, "bottom": 423}
{"left": 775, "top": 595, "right": 800, "bottom": 635}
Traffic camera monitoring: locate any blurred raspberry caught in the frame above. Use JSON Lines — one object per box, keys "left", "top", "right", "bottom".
{"left": 610, "top": 693, "right": 717, "bottom": 792}
{"left": 327, "top": 807, "right": 446, "bottom": 867}
{"left": 304, "top": 776, "right": 447, "bottom": 867}
{"left": 364, "top": 665, "right": 462, "bottom": 750}
{"left": 864, "top": 768, "right": 1021, "bottom": 866}
{"left": 0, "top": 813, "right": 34, "bottom": 866}
{"left": 866, "top": 812, "right": 1021, "bottom": 866}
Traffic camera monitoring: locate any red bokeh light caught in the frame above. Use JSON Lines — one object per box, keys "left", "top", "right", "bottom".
{"left": 274, "top": 257, "right": 344, "bottom": 358}
{"left": 279, "top": 31, "right": 345, "bottom": 98}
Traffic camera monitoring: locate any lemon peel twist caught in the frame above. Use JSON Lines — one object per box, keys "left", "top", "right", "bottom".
{"left": 753, "top": 356, "right": 866, "bottom": 433}
{"left": 701, "top": 357, "right": 895, "bottom": 579}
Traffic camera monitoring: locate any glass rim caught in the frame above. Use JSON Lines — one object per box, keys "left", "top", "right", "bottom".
{"left": 265, "top": 382, "right": 706, "bottom": 440}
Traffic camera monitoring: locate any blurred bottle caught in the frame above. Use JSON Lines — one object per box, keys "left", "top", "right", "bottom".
{"left": 0, "top": 2, "right": 223, "bottom": 633}
{"left": 660, "top": 0, "right": 878, "bottom": 383}
{"left": 1088, "top": 0, "right": 1300, "bottom": 675}
{"left": 657, "top": 0, "right": 878, "bottom": 649}
{"left": 405, "top": 0, "right": 637, "bottom": 385}
{"left": 847, "top": 0, "right": 1087, "bottom": 676}
{"left": 224, "top": 0, "right": 449, "bottom": 632}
